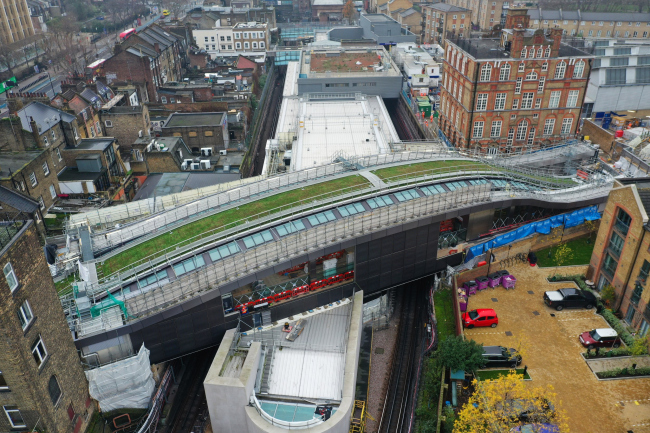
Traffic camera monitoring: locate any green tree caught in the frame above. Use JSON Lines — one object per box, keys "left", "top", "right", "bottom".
{"left": 600, "top": 284, "right": 616, "bottom": 308}
{"left": 437, "top": 336, "right": 485, "bottom": 373}
{"left": 342, "top": 0, "right": 355, "bottom": 22}
{"left": 630, "top": 337, "right": 649, "bottom": 356}
{"left": 553, "top": 243, "right": 574, "bottom": 275}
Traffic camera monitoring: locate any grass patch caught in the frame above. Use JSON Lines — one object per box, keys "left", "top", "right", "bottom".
{"left": 55, "top": 274, "right": 77, "bottom": 293}
{"left": 44, "top": 213, "right": 67, "bottom": 228}
{"left": 99, "top": 175, "right": 370, "bottom": 276}
{"left": 475, "top": 368, "right": 531, "bottom": 381}
{"left": 434, "top": 288, "right": 457, "bottom": 341}
{"left": 86, "top": 408, "right": 148, "bottom": 433}
{"left": 372, "top": 160, "right": 488, "bottom": 180}
{"left": 535, "top": 236, "right": 595, "bottom": 267}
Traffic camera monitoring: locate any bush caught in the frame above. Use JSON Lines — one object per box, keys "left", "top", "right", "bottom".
{"left": 436, "top": 335, "right": 486, "bottom": 373}
{"left": 442, "top": 405, "right": 456, "bottom": 433}
{"left": 584, "top": 347, "right": 632, "bottom": 358}
{"left": 598, "top": 366, "right": 650, "bottom": 378}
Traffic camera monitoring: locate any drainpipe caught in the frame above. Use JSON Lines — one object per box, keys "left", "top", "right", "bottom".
{"left": 616, "top": 225, "right": 647, "bottom": 312}
{"left": 466, "top": 60, "right": 480, "bottom": 150}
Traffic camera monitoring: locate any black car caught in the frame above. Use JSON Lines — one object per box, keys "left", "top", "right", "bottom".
{"left": 482, "top": 345, "right": 522, "bottom": 368}
{"left": 543, "top": 288, "right": 597, "bottom": 311}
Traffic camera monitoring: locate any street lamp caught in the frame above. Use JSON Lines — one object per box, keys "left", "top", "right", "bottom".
{"left": 44, "top": 71, "right": 56, "bottom": 98}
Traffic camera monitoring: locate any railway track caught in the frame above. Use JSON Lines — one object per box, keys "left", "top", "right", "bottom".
{"left": 249, "top": 68, "right": 286, "bottom": 176}
{"left": 167, "top": 348, "right": 216, "bottom": 433}
{"left": 378, "top": 282, "right": 425, "bottom": 433}
{"left": 389, "top": 98, "right": 424, "bottom": 141}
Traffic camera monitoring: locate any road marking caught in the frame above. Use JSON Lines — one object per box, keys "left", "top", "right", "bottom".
{"left": 617, "top": 398, "right": 650, "bottom": 404}
{"left": 466, "top": 331, "right": 505, "bottom": 336}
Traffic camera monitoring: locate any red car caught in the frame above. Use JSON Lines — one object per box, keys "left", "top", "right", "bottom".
{"left": 462, "top": 308, "right": 498, "bottom": 329}
{"left": 579, "top": 328, "right": 621, "bottom": 349}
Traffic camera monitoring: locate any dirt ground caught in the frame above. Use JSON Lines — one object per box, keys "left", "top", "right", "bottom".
{"left": 464, "top": 263, "right": 650, "bottom": 433}
{"left": 309, "top": 52, "right": 380, "bottom": 73}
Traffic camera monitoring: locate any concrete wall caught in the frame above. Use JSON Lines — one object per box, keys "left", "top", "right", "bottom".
{"left": 297, "top": 75, "right": 403, "bottom": 98}
{"left": 581, "top": 119, "right": 616, "bottom": 156}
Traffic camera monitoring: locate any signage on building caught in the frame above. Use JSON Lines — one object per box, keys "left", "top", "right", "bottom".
{"left": 0, "top": 77, "right": 17, "bottom": 95}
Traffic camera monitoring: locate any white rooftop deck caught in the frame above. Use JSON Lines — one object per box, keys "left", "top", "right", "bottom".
{"left": 240, "top": 299, "right": 353, "bottom": 402}
{"left": 275, "top": 95, "right": 399, "bottom": 171}
{"left": 283, "top": 61, "right": 300, "bottom": 97}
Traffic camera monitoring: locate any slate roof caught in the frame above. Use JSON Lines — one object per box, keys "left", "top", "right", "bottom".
{"left": 424, "top": 3, "right": 471, "bottom": 12}
{"left": 0, "top": 186, "right": 38, "bottom": 213}
{"left": 16, "top": 101, "right": 76, "bottom": 133}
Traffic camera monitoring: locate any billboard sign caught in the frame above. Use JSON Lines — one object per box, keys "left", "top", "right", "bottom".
{"left": 0, "top": 77, "right": 17, "bottom": 94}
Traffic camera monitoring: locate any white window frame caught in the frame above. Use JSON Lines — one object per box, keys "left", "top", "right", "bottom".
{"left": 521, "top": 92, "right": 534, "bottom": 109}
{"left": 31, "top": 336, "right": 48, "bottom": 367}
{"left": 542, "top": 62, "right": 548, "bottom": 72}
{"left": 42, "top": 161, "right": 49, "bottom": 176}
{"left": 49, "top": 184, "right": 56, "bottom": 199}
{"left": 512, "top": 99, "right": 519, "bottom": 109}
{"left": 55, "top": 147, "right": 62, "bottom": 161}
{"left": 518, "top": 62, "right": 525, "bottom": 72}
{"left": 538, "top": 76, "right": 546, "bottom": 92}
{"left": 3, "top": 406, "right": 26, "bottom": 429}
{"left": 573, "top": 60, "right": 585, "bottom": 78}
{"left": 549, "top": 91, "right": 561, "bottom": 108}
{"left": 567, "top": 90, "right": 579, "bottom": 108}
{"left": 525, "top": 70, "right": 537, "bottom": 80}
{"left": 515, "top": 77, "right": 522, "bottom": 94}
{"left": 516, "top": 121, "right": 528, "bottom": 140}
{"left": 560, "top": 118, "right": 574, "bottom": 135}
{"left": 38, "top": 196, "right": 45, "bottom": 210}
{"left": 244, "top": 42, "right": 250, "bottom": 49}
{"left": 527, "top": 127, "right": 536, "bottom": 146}
{"left": 544, "top": 118, "right": 555, "bottom": 135}
{"left": 494, "top": 93, "right": 507, "bottom": 110}
{"left": 29, "top": 172, "right": 37, "bottom": 187}
{"left": 476, "top": 93, "right": 488, "bottom": 111}
{"left": 490, "top": 120, "right": 502, "bottom": 138}
{"left": 473, "top": 121, "right": 484, "bottom": 138}
{"left": 51, "top": 129, "right": 56, "bottom": 140}
{"left": 554, "top": 61, "right": 566, "bottom": 79}
{"left": 480, "top": 63, "right": 491, "bottom": 81}
{"left": 0, "top": 372, "right": 8, "bottom": 390}
{"left": 499, "top": 63, "right": 510, "bottom": 81}
{"left": 4, "top": 262, "right": 18, "bottom": 292}
{"left": 18, "top": 300, "right": 33, "bottom": 330}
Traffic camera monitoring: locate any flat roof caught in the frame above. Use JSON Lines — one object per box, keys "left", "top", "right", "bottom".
{"left": 275, "top": 95, "right": 399, "bottom": 171}
{"left": 58, "top": 167, "right": 104, "bottom": 182}
{"left": 300, "top": 46, "right": 401, "bottom": 77}
{"left": 163, "top": 112, "right": 225, "bottom": 127}
{"left": 0, "top": 151, "right": 44, "bottom": 179}
{"left": 363, "top": 14, "right": 394, "bottom": 23}
{"left": 132, "top": 172, "right": 241, "bottom": 200}
{"left": 448, "top": 37, "right": 592, "bottom": 60}
{"left": 239, "top": 299, "right": 353, "bottom": 402}
{"left": 72, "top": 138, "right": 115, "bottom": 151}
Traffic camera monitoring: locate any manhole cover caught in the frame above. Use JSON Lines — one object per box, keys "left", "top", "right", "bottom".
{"left": 532, "top": 311, "right": 540, "bottom": 316}
{"left": 505, "top": 331, "right": 513, "bottom": 336}
{"left": 491, "top": 298, "right": 498, "bottom": 302}
{"left": 527, "top": 290, "right": 534, "bottom": 295}
{"left": 375, "top": 348, "right": 385, "bottom": 354}
{"left": 550, "top": 313, "right": 556, "bottom": 317}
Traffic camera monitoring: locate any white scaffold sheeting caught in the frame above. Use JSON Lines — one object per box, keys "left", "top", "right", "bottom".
{"left": 85, "top": 344, "right": 155, "bottom": 411}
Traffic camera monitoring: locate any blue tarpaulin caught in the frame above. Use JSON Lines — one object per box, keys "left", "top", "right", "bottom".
{"left": 464, "top": 206, "right": 601, "bottom": 262}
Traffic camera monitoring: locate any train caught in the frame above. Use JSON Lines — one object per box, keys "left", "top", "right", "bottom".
{"left": 236, "top": 270, "right": 354, "bottom": 313}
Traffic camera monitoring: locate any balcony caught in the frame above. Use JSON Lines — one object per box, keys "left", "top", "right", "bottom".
{"left": 631, "top": 284, "right": 643, "bottom": 306}
{"left": 607, "top": 242, "right": 623, "bottom": 259}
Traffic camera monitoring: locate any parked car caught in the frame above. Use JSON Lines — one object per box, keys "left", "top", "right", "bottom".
{"left": 543, "top": 288, "right": 596, "bottom": 311}
{"left": 462, "top": 308, "right": 498, "bottom": 329}
{"left": 579, "top": 328, "right": 621, "bottom": 349}
{"left": 482, "top": 345, "right": 522, "bottom": 368}
{"left": 510, "top": 424, "right": 559, "bottom": 433}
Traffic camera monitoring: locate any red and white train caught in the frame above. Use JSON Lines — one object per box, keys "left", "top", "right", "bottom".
{"left": 236, "top": 270, "right": 354, "bottom": 312}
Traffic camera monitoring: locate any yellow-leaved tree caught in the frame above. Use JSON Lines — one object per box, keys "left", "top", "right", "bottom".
{"left": 453, "top": 371, "right": 569, "bottom": 433}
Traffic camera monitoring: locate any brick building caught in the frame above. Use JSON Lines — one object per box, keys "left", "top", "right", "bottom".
{"left": 422, "top": 3, "right": 471, "bottom": 45}
{"left": 0, "top": 0, "right": 35, "bottom": 45}
{"left": 587, "top": 179, "right": 650, "bottom": 338}
{"left": 51, "top": 93, "right": 104, "bottom": 139}
{"left": 528, "top": 9, "right": 650, "bottom": 40}
{"left": 0, "top": 220, "right": 93, "bottom": 433}
{"left": 439, "top": 9, "right": 592, "bottom": 152}
{"left": 0, "top": 186, "right": 44, "bottom": 238}
{"left": 161, "top": 112, "right": 229, "bottom": 154}
{"left": 98, "top": 105, "right": 151, "bottom": 155}
{"left": 130, "top": 136, "right": 194, "bottom": 173}
{"left": 102, "top": 24, "right": 183, "bottom": 103}
{"left": 396, "top": 8, "right": 422, "bottom": 43}
{"left": 193, "top": 22, "right": 269, "bottom": 60}
{"left": 440, "top": 0, "right": 509, "bottom": 31}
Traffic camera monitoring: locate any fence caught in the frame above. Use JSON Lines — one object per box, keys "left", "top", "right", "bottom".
{"left": 133, "top": 365, "right": 174, "bottom": 433}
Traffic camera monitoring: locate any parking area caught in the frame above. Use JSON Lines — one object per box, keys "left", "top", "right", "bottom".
{"left": 463, "top": 264, "right": 650, "bottom": 433}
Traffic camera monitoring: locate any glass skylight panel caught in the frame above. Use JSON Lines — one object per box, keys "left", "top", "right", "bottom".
{"left": 420, "top": 184, "right": 446, "bottom": 195}
{"left": 242, "top": 230, "right": 274, "bottom": 249}
{"left": 209, "top": 241, "right": 241, "bottom": 261}
{"left": 366, "top": 195, "right": 394, "bottom": 209}
{"left": 338, "top": 202, "right": 365, "bottom": 217}
{"left": 307, "top": 210, "right": 336, "bottom": 227}
{"left": 275, "top": 220, "right": 306, "bottom": 237}
{"left": 173, "top": 255, "right": 206, "bottom": 276}
{"left": 393, "top": 189, "right": 420, "bottom": 202}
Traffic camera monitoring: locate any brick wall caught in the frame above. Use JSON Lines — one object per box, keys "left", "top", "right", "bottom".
{"left": 0, "top": 223, "right": 92, "bottom": 433}
{"left": 0, "top": 117, "right": 38, "bottom": 151}
{"left": 145, "top": 152, "right": 183, "bottom": 172}
{"left": 0, "top": 151, "right": 61, "bottom": 210}
{"left": 582, "top": 119, "right": 616, "bottom": 156}
{"left": 103, "top": 50, "right": 155, "bottom": 103}
{"left": 100, "top": 106, "right": 151, "bottom": 155}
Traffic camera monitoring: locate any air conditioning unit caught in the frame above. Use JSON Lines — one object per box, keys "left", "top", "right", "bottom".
{"left": 190, "top": 162, "right": 200, "bottom": 170}
{"left": 201, "top": 147, "right": 213, "bottom": 156}
{"left": 200, "top": 160, "right": 211, "bottom": 169}
{"left": 146, "top": 143, "right": 152, "bottom": 152}
{"left": 219, "top": 150, "right": 227, "bottom": 156}
{"left": 181, "top": 161, "right": 188, "bottom": 170}
{"left": 183, "top": 159, "right": 193, "bottom": 170}
{"left": 138, "top": 130, "right": 143, "bottom": 137}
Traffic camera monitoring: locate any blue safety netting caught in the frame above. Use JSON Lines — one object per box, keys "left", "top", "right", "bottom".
{"left": 464, "top": 206, "right": 601, "bottom": 262}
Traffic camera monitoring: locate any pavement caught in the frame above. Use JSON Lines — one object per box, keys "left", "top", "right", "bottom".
{"left": 464, "top": 264, "right": 650, "bottom": 433}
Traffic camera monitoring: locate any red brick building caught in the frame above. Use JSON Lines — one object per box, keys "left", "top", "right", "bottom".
{"left": 439, "top": 9, "right": 592, "bottom": 152}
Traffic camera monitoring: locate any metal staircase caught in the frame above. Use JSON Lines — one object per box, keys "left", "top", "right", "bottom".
{"left": 259, "top": 346, "right": 274, "bottom": 395}
{"left": 261, "top": 310, "right": 272, "bottom": 327}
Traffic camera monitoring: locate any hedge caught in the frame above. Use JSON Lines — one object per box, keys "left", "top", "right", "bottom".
{"left": 597, "top": 366, "right": 650, "bottom": 378}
